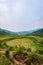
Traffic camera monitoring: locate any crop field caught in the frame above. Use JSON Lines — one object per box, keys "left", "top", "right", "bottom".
{"left": 0, "top": 35, "right": 14, "bottom": 40}
{"left": 6, "top": 36, "right": 43, "bottom": 52}
{"left": 0, "top": 35, "right": 43, "bottom": 65}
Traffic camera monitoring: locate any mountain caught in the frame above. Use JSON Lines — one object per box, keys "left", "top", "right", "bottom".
{"left": 0, "top": 28, "right": 43, "bottom": 36}
{"left": 16, "top": 31, "right": 33, "bottom": 35}
{"left": 0, "top": 28, "right": 17, "bottom": 36}
{"left": 27, "top": 28, "right": 43, "bottom": 37}
{"left": 16, "top": 28, "right": 43, "bottom": 37}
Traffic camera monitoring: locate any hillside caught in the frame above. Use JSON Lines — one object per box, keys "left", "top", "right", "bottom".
{"left": 0, "top": 35, "right": 43, "bottom": 65}
{"left": 0, "top": 28, "right": 43, "bottom": 36}
{"left": 17, "top": 28, "right": 43, "bottom": 36}
{"left": 0, "top": 28, "right": 43, "bottom": 65}
{"left": 27, "top": 28, "right": 43, "bottom": 37}
{"left": 0, "top": 28, "right": 17, "bottom": 36}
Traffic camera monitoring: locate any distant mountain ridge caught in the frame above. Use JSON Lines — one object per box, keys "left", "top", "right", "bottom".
{"left": 17, "top": 28, "right": 43, "bottom": 36}
{"left": 26, "top": 28, "right": 43, "bottom": 36}
{"left": 0, "top": 28, "right": 17, "bottom": 36}
{"left": 17, "top": 30, "right": 35, "bottom": 35}
{"left": 0, "top": 28, "right": 43, "bottom": 36}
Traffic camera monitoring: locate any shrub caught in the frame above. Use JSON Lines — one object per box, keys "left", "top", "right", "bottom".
{"left": 38, "top": 50, "right": 43, "bottom": 54}
{"left": 40, "top": 40, "right": 43, "bottom": 44}
{"left": 3, "top": 42, "right": 9, "bottom": 48}
{"left": 0, "top": 52, "right": 2, "bottom": 57}
{"left": 8, "top": 46, "right": 15, "bottom": 51}
{"left": 36, "top": 48, "right": 43, "bottom": 54}
{"left": 32, "top": 54, "right": 39, "bottom": 61}
{"left": 13, "top": 46, "right": 24, "bottom": 56}
{"left": 0, "top": 62, "right": 11, "bottom": 65}
{"left": 13, "top": 46, "right": 28, "bottom": 57}
{"left": 0, "top": 42, "right": 5, "bottom": 49}
{"left": 23, "top": 51, "right": 28, "bottom": 56}
{"left": 13, "top": 48, "right": 22, "bottom": 56}
{"left": 5, "top": 50, "right": 9, "bottom": 58}
{"left": 0, "top": 43, "right": 2, "bottom": 48}
{"left": 19, "top": 45, "right": 26, "bottom": 50}
{"left": 26, "top": 48, "right": 31, "bottom": 52}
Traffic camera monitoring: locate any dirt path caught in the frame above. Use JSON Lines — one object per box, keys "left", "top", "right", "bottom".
{"left": 0, "top": 49, "right": 27, "bottom": 65}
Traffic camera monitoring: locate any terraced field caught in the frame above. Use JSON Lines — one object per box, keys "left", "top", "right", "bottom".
{"left": 6, "top": 36, "right": 43, "bottom": 52}
{"left": 0, "top": 35, "right": 43, "bottom": 65}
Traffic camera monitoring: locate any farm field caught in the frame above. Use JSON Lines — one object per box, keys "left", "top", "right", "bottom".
{"left": 7, "top": 36, "right": 43, "bottom": 52}
{"left": 0, "top": 35, "right": 43, "bottom": 65}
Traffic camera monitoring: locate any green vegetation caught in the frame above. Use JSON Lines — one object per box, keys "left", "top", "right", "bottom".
{"left": 5, "top": 50, "right": 9, "bottom": 58}
{"left": 36, "top": 48, "right": 43, "bottom": 54}
{"left": 0, "top": 35, "right": 43, "bottom": 65}
{"left": 26, "top": 48, "right": 32, "bottom": 52}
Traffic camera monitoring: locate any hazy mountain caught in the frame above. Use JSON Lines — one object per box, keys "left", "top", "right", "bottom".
{"left": 27, "top": 28, "right": 43, "bottom": 36}
{"left": 0, "top": 28, "right": 17, "bottom": 36}
{"left": 0, "top": 28, "right": 43, "bottom": 36}
{"left": 16, "top": 31, "right": 33, "bottom": 35}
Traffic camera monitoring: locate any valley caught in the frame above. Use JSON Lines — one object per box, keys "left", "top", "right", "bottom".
{"left": 0, "top": 28, "right": 43, "bottom": 65}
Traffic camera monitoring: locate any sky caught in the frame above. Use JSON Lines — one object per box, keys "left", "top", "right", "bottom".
{"left": 0, "top": 0, "right": 43, "bottom": 32}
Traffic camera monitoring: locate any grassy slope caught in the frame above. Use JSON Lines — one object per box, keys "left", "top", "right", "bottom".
{"left": 0, "top": 35, "right": 43, "bottom": 51}
{"left": 0, "top": 35, "right": 43, "bottom": 65}
{"left": 0, "top": 35, "right": 14, "bottom": 40}
{"left": 6, "top": 36, "right": 43, "bottom": 52}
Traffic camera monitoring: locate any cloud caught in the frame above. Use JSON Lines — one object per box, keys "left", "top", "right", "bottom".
{"left": 0, "top": 0, "right": 10, "bottom": 28}
{"left": 0, "top": 0, "right": 43, "bottom": 32}
{"left": 1, "top": 0, "right": 6, "bottom": 2}
{"left": 0, "top": 3, "right": 8, "bottom": 12}
{"left": 0, "top": 0, "right": 9, "bottom": 19}
{"left": 12, "top": 0, "right": 25, "bottom": 20}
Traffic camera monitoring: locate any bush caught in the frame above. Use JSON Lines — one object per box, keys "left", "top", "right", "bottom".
{"left": 19, "top": 45, "right": 26, "bottom": 50}
{"left": 40, "top": 40, "right": 43, "bottom": 44}
{"left": 36, "top": 48, "right": 43, "bottom": 54}
{"left": 38, "top": 50, "right": 43, "bottom": 54}
{"left": 0, "top": 42, "right": 5, "bottom": 49}
{"left": 3, "top": 42, "right": 9, "bottom": 48}
{"left": 8, "top": 46, "right": 15, "bottom": 51}
{"left": 0, "top": 62, "right": 11, "bottom": 65}
{"left": 0, "top": 43, "right": 2, "bottom": 48}
{"left": 13, "top": 48, "right": 22, "bottom": 56}
{"left": 32, "top": 54, "right": 39, "bottom": 61}
{"left": 0, "top": 52, "right": 2, "bottom": 57}
{"left": 13, "top": 46, "right": 25, "bottom": 56}
{"left": 26, "top": 48, "right": 31, "bottom": 52}
{"left": 5, "top": 50, "right": 9, "bottom": 58}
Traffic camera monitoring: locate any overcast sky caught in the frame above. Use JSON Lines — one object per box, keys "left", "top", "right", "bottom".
{"left": 0, "top": 0, "right": 43, "bottom": 32}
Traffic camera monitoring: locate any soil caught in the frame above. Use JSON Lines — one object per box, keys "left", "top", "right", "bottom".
{"left": 14, "top": 54, "right": 28, "bottom": 62}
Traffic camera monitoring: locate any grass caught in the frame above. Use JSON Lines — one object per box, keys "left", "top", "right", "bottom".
{"left": 0, "top": 35, "right": 14, "bottom": 40}
{"left": 6, "top": 36, "right": 43, "bottom": 52}
{"left": 0, "top": 53, "right": 11, "bottom": 65}
{"left": 0, "top": 35, "right": 43, "bottom": 52}
{"left": 28, "top": 36, "right": 43, "bottom": 42}
{"left": 0, "top": 35, "right": 43, "bottom": 65}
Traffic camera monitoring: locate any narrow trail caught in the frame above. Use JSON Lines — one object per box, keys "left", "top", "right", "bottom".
{"left": 0, "top": 49, "right": 27, "bottom": 65}
{"left": 0, "top": 49, "right": 43, "bottom": 65}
